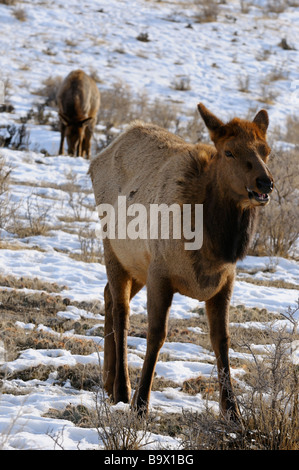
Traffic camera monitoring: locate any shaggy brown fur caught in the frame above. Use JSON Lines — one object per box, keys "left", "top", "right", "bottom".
{"left": 57, "top": 70, "right": 100, "bottom": 158}
{"left": 89, "top": 103, "right": 274, "bottom": 419}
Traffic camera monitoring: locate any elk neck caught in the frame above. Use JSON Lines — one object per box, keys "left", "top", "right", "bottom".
{"left": 200, "top": 159, "right": 258, "bottom": 264}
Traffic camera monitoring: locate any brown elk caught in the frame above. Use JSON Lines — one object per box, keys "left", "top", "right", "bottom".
{"left": 89, "top": 103, "right": 274, "bottom": 420}
{"left": 57, "top": 70, "right": 100, "bottom": 158}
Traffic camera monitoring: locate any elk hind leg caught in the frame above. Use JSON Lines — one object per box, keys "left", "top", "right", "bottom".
{"left": 59, "top": 124, "right": 65, "bottom": 155}
{"left": 103, "top": 271, "right": 144, "bottom": 402}
{"left": 103, "top": 282, "right": 116, "bottom": 398}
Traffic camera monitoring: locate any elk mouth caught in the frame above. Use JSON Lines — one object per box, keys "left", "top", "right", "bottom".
{"left": 246, "top": 188, "right": 270, "bottom": 204}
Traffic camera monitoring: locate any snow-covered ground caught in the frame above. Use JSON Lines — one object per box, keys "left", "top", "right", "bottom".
{"left": 0, "top": 0, "right": 298, "bottom": 450}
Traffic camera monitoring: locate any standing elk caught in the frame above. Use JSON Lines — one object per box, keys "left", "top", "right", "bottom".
{"left": 89, "top": 103, "right": 274, "bottom": 420}
{"left": 57, "top": 70, "right": 100, "bottom": 158}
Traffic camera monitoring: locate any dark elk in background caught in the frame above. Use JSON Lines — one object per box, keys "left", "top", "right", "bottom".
{"left": 57, "top": 70, "right": 100, "bottom": 158}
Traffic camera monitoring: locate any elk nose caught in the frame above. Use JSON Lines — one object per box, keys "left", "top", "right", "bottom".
{"left": 256, "top": 177, "right": 273, "bottom": 193}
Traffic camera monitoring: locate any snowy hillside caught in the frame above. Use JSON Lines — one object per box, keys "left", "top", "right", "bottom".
{"left": 0, "top": 0, "right": 298, "bottom": 450}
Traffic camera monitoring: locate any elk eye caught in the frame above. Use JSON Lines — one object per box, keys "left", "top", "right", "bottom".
{"left": 225, "top": 150, "right": 234, "bottom": 158}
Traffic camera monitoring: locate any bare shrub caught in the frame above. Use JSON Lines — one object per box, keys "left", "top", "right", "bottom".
{"left": 176, "top": 108, "right": 208, "bottom": 143}
{"left": 88, "top": 68, "right": 103, "bottom": 84}
{"left": 76, "top": 224, "right": 104, "bottom": 263}
{"left": 235, "top": 302, "right": 299, "bottom": 450}
{"left": 97, "top": 80, "right": 218, "bottom": 152}
{"left": 11, "top": 194, "right": 51, "bottom": 238}
{"left": 181, "top": 302, "right": 299, "bottom": 450}
{"left": 45, "top": 373, "right": 155, "bottom": 450}
{"left": 284, "top": 114, "right": 299, "bottom": 145}
{"left": 20, "top": 102, "right": 54, "bottom": 127}
{"left": 146, "top": 97, "right": 180, "bottom": 130}
{"left": 34, "top": 75, "right": 63, "bottom": 107}
{"left": 94, "top": 379, "right": 154, "bottom": 450}
{"left": 24, "top": 194, "right": 51, "bottom": 236}
{"left": 63, "top": 170, "right": 91, "bottom": 221}
{"left": 262, "top": 65, "right": 289, "bottom": 83}
{"left": 240, "top": 0, "right": 250, "bottom": 13}
{"left": 258, "top": 83, "right": 279, "bottom": 105}
{"left": 181, "top": 407, "right": 245, "bottom": 450}
{"left": 266, "top": 0, "right": 287, "bottom": 13}
{"left": 0, "top": 124, "right": 30, "bottom": 150}
{"left": 278, "top": 37, "right": 295, "bottom": 50}
{"left": 99, "top": 81, "right": 134, "bottom": 128}
{"left": 136, "top": 32, "right": 150, "bottom": 42}
{"left": 193, "top": 0, "right": 219, "bottom": 23}
{"left": 99, "top": 80, "right": 148, "bottom": 129}
{"left": 238, "top": 74, "right": 250, "bottom": 93}
{"left": 251, "top": 147, "right": 299, "bottom": 257}
{"left": 12, "top": 7, "right": 27, "bottom": 21}
{"left": 0, "top": 76, "right": 12, "bottom": 105}
{"left": 0, "top": 104, "right": 14, "bottom": 113}
{"left": 171, "top": 76, "right": 191, "bottom": 91}
{"left": 0, "top": 156, "right": 12, "bottom": 232}
{"left": 98, "top": 81, "right": 185, "bottom": 148}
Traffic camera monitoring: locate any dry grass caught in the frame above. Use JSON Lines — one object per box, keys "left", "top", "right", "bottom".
{"left": 0, "top": 0, "right": 17, "bottom": 4}
{"left": 236, "top": 274, "right": 299, "bottom": 290}
{"left": 182, "top": 374, "right": 218, "bottom": 400}
{"left": 0, "top": 274, "right": 65, "bottom": 293}
{"left": 1, "top": 277, "right": 297, "bottom": 450}
{"left": 44, "top": 404, "right": 94, "bottom": 428}
{"left": 0, "top": 286, "right": 104, "bottom": 364}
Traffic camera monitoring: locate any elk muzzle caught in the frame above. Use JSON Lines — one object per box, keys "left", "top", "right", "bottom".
{"left": 246, "top": 176, "right": 274, "bottom": 205}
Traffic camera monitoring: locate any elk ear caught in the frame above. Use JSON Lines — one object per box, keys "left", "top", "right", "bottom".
{"left": 197, "top": 103, "right": 224, "bottom": 141}
{"left": 80, "top": 117, "right": 93, "bottom": 126}
{"left": 253, "top": 109, "right": 269, "bottom": 134}
{"left": 59, "top": 112, "right": 70, "bottom": 126}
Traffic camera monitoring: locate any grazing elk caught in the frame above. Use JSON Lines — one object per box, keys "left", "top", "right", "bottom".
{"left": 57, "top": 70, "right": 100, "bottom": 158}
{"left": 89, "top": 104, "right": 274, "bottom": 420}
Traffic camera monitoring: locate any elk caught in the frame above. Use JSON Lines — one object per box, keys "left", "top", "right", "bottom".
{"left": 57, "top": 70, "right": 100, "bottom": 158}
{"left": 89, "top": 103, "right": 274, "bottom": 420}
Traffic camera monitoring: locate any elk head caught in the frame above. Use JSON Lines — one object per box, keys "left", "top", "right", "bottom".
{"left": 59, "top": 112, "right": 92, "bottom": 156}
{"left": 198, "top": 103, "right": 274, "bottom": 208}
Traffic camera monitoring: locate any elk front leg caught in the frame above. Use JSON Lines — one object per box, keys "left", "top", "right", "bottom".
{"left": 205, "top": 274, "right": 240, "bottom": 420}
{"left": 59, "top": 124, "right": 65, "bottom": 155}
{"left": 82, "top": 126, "right": 92, "bottom": 159}
{"left": 133, "top": 268, "right": 173, "bottom": 414}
